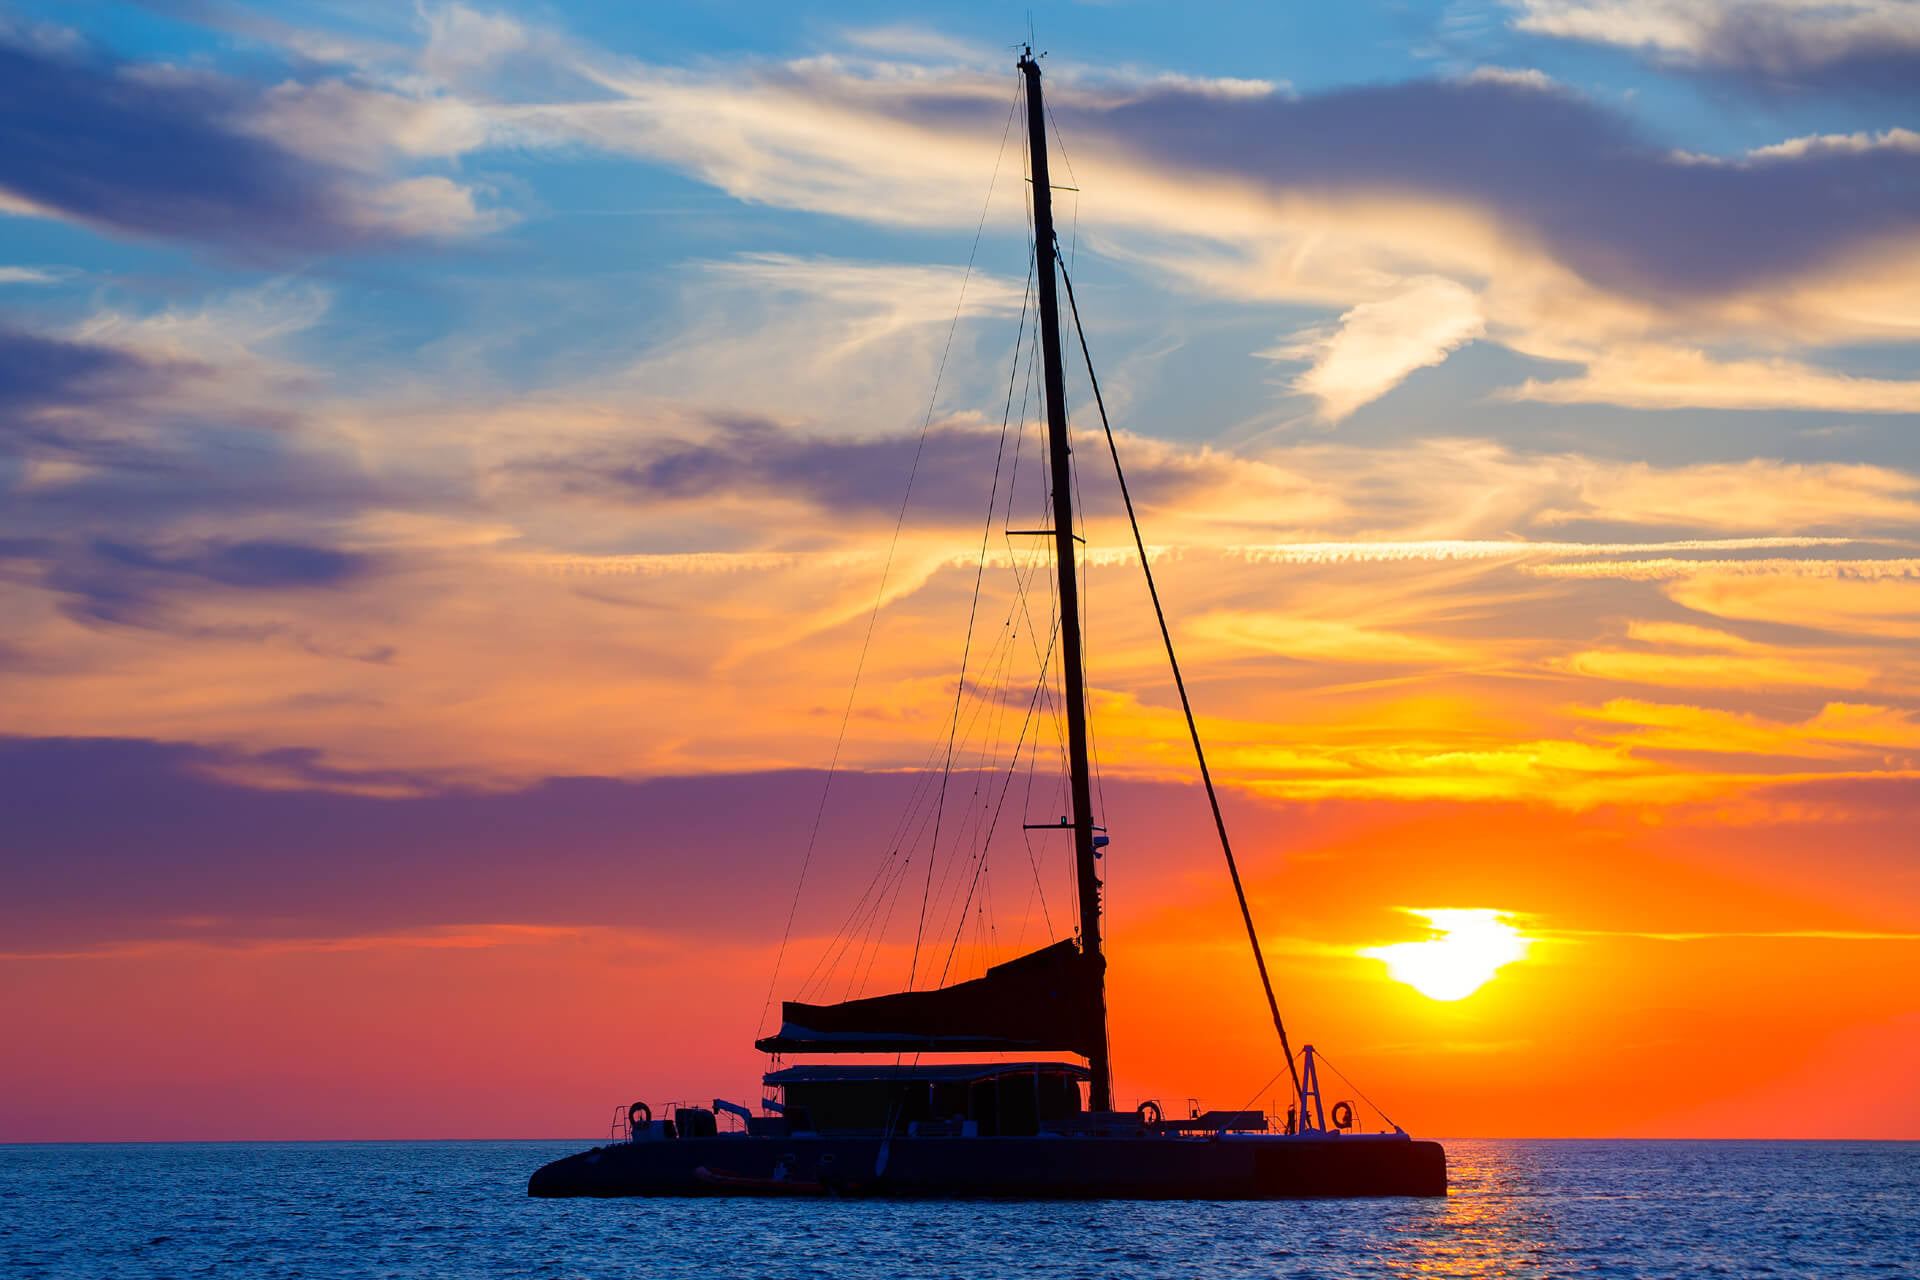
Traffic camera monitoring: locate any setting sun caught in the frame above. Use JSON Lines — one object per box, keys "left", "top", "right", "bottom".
{"left": 1363, "top": 909, "right": 1533, "bottom": 1001}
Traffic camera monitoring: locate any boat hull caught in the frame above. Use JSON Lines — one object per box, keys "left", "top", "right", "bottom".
{"left": 527, "top": 1134, "right": 1445, "bottom": 1199}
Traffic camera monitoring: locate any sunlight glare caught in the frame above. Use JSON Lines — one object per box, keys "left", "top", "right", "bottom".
{"left": 1362, "top": 908, "right": 1531, "bottom": 1001}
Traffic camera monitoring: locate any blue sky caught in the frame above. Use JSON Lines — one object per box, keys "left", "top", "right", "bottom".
{"left": 3, "top": 1, "right": 1915, "bottom": 479}
{"left": 3, "top": 0, "right": 1918, "bottom": 776}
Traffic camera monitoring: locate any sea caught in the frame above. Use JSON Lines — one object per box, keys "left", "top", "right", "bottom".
{"left": 1, "top": 1139, "right": 1913, "bottom": 1278}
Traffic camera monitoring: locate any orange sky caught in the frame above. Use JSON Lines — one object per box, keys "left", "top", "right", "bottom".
{"left": 3, "top": 762, "right": 1915, "bottom": 1140}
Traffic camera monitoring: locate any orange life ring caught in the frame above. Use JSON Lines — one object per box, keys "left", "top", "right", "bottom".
{"left": 1331, "top": 1100, "right": 1355, "bottom": 1130}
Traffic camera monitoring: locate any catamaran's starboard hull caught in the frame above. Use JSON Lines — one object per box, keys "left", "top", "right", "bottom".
{"left": 527, "top": 1134, "right": 1446, "bottom": 1199}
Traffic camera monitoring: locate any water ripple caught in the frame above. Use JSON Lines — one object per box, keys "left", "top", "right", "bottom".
{"left": 0, "top": 1140, "right": 1912, "bottom": 1278}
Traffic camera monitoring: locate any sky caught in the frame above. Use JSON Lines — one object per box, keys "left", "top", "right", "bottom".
{"left": 2, "top": 0, "right": 1918, "bottom": 1142}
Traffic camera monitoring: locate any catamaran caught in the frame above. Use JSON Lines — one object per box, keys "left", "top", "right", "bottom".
{"left": 529, "top": 50, "right": 1446, "bottom": 1200}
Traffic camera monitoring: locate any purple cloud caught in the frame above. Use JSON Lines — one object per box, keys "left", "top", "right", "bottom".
{"left": 32, "top": 536, "right": 374, "bottom": 627}
{"left": 1076, "top": 77, "right": 1920, "bottom": 299}
{"left": 518, "top": 415, "right": 1219, "bottom": 525}
{"left": 0, "top": 36, "right": 478, "bottom": 254}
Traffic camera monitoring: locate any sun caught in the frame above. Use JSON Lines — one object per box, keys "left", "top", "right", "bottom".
{"left": 1361, "top": 908, "right": 1532, "bottom": 1001}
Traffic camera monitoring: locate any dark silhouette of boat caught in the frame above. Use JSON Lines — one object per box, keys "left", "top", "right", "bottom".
{"left": 529, "top": 50, "right": 1446, "bottom": 1201}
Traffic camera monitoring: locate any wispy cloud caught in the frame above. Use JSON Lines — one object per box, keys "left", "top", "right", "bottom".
{"left": 0, "top": 922, "right": 615, "bottom": 963}
{"left": 316, "top": 9, "right": 1920, "bottom": 417}
{"left": 1508, "top": 0, "right": 1920, "bottom": 94}
{"left": 1501, "top": 345, "right": 1920, "bottom": 412}
{"left": 1265, "top": 277, "right": 1485, "bottom": 420}
{"left": 1527, "top": 557, "right": 1920, "bottom": 580}
{"left": 1541, "top": 927, "right": 1920, "bottom": 942}
{"left": 1231, "top": 536, "right": 1856, "bottom": 565}
{"left": 0, "top": 265, "right": 63, "bottom": 285}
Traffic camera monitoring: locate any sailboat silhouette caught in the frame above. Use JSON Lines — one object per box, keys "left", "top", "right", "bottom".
{"left": 529, "top": 50, "right": 1447, "bottom": 1200}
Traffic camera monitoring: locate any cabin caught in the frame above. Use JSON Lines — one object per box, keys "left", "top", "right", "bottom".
{"left": 761, "top": 1062, "right": 1088, "bottom": 1137}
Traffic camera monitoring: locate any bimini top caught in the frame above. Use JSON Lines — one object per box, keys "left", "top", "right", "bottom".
{"left": 763, "top": 1061, "right": 1090, "bottom": 1087}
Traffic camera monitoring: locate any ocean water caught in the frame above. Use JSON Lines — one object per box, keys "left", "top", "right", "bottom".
{"left": 1, "top": 1139, "right": 1912, "bottom": 1278}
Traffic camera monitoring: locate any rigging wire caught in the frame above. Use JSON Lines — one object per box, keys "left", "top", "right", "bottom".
{"left": 1312, "top": 1049, "right": 1406, "bottom": 1135}
{"left": 906, "top": 246, "right": 1030, "bottom": 991}
{"left": 755, "top": 80, "right": 1024, "bottom": 1041}
{"left": 1056, "top": 245, "right": 1305, "bottom": 1107}
{"left": 921, "top": 245, "right": 1042, "bottom": 974}
{"left": 1044, "top": 98, "right": 1081, "bottom": 271}
{"left": 1233, "top": 1061, "right": 1295, "bottom": 1130}
{"left": 935, "top": 630, "right": 1054, "bottom": 987}
{"left": 1065, "top": 382, "right": 1110, "bottom": 833}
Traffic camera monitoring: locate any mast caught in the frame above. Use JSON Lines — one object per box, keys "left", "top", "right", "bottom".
{"left": 1020, "top": 49, "right": 1111, "bottom": 1114}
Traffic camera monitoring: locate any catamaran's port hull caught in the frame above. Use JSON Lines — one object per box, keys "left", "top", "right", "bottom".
{"left": 527, "top": 1135, "right": 1446, "bottom": 1199}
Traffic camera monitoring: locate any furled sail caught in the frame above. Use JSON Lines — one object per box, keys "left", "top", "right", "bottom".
{"left": 754, "top": 939, "right": 1104, "bottom": 1058}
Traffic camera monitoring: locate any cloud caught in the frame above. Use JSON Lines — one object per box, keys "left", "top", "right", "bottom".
{"left": 1188, "top": 608, "right": 1479, "bottom": 667}
{"left": 1508, "top": 0, "right": 1920, "bottom": 94}
{"left": 1544, "top": 927, "right": 1920, "bottom": 941}
{"left": 0, "top": 325, "right": 194, "bottom": 468}
{"left": 519, "top": 417, "right": 1025, "bottom": 524}
{"left": 1088, "top": 75, "right": 1920, "bottom": 305}
{"left": 511, "top": 408, "right": 1238, "bottom": 531}
{"left": 4, "top": 254, "right": 1918, "bottom": 805}
{"left": 0, "top": 922, "right": 617, "bottom": 963}
{"left": 0, "top": 265, "right": 62, "bottom": 285}
{"left": 1668, "top": 568, "right": 1920, "bottom": 640}
{"left": 91, "top": 537, "right": 368, "bottom": 588}
{"left": 0, "top": 284, "right": 394, "bottom": 525}
{"left": 1526, "top": 557, "right": 1920, "bottom": 581}
{"left": 1542, "top": 459, "right": 1920, "bottom": 531}
{"left": 400, "top": 19, "right": 1920, "bottom": 418}
{"left": 1561, "top": 646, "right": 1878, "bottom": 692}
{"left": 0, "top": 34, "right": 500, "bottom": 252}
{"left": 615, "top": 254, "right": 1028, "bottom": 431}
{"left": 0, "top": 737, "right": 1114, "bottom": 951}
{"left": 41, "top": 537, "right": 375, "bottom": 627}
{"left": 425, "top": 19, "right": 1920, "bottom": 306}
{"left": 1502, "top": 344, "right": 1920, "bottom": 412}
{"left": 0, "top": 326, "right": 173, "bottom": 420}
{"left": 1742, "top": 127, "right": 1920, "bottom": 161}
{"left": 1461, "top": 65, "right": 1559, "bottom": 90}
{"left": 1586, "top": 697, "right": 1920, "bottom": 758}
{"left": 1267, "top": 277, "right": 1485, "bottom": 420}
{"left": 250, "top": 78, "right": 494, "bottom": 171}
{"left": 1232, "top": 537, "right": 1854, "bottom": 565}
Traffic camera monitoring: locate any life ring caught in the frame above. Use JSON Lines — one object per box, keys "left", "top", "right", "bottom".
{"left": 629, "top": 1101, "right": 652, "bottom": 1129}
{"left": 1136, "top": 1099, "right": 1163, "bottom": 1125}
{"left": 1330, "top": 1100, "right": 1355, "bottom": 1130}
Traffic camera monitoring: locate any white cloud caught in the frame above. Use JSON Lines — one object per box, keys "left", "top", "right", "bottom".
{"left": 357, "top": 175, "right": 508, "bottom": 238}
{"left": 71, "top": 279, "right": 333, "bottom": 408}
{"left": 1265, "top": 277, "right": 1485, "bottom": 420}
{"left": 1747, "top": 127, "right": 1920, "bottom": 162}
{"left": 1549, "top": 458, "right": 1920, "bottom": 529}
{"left": 1461, "top": 65, "right": 1559, "bottom": 90}
{"left": 419, "top": 3, "right": 534, "bottom": 84}
{"left": 253, "top": 80, "right": 495, "bottom": 171}
{"left": 1501, "top": 345, "right": 1920, "bottom": 412}
{"left": 0, "top": 265, "right": 61, "bottom": 285}
{"left": 1508, "top": 0, "right": 1920, "bottom": 73}
{"left": 618, "top": 253, "right": 1027, "bottom": 430}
